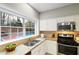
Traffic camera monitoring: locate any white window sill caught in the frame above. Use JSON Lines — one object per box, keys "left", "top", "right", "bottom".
{"left": 0, "top": 34, "right": 38, "bottom": 45}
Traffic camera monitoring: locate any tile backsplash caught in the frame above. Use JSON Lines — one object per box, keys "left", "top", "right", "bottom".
{"left": 40, "top": 31, "right": 56, "bottom": 38}
{"left": 40, "top": 31, "right": 79, "bottom": 38}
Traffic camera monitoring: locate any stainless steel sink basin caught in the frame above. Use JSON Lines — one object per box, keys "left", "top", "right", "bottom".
{"left": 24, "top": 40, "right": 41, "bottom": 46}
{"left": 32, "top": 40, "right": 41, "bottom": 43}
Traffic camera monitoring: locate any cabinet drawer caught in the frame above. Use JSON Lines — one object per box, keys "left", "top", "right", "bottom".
{"left": 47, "top": 40, "right": 57, "bottom": 55}
{"left": 31, "top": 41, "right": 46, "bottom": 55}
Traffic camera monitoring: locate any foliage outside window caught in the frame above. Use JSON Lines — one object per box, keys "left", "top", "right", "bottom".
{"left": 0, "top": 11, "right": 35, "bottom": 42}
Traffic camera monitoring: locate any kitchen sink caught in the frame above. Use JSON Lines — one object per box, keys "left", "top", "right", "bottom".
{"left": 24, "top": 40, "right": 41, "bottom": 46}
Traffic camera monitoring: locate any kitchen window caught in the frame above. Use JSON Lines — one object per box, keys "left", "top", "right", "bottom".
{"left": 25, "top": 20, "right": 35, "bottom": 36}
{"left": 0, "top": 10, "right": 36, "bottom": 44}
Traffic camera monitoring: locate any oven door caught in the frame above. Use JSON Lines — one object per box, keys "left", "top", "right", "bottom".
{"left": 58, "top": 43, "right": 78, "bottom": 55}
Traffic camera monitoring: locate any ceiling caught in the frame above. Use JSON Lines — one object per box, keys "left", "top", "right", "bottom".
{"left": 29, "top": 3, "right": 73, "bottom": 13}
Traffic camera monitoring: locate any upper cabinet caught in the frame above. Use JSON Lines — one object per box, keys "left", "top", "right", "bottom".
{"left": 73, "top": 15, "right": 79, "bottom": 31}
{"left": 47, "top": 19, "right": 57, "bottom": 31}
{"left": 40, "top": 15, "right": 79, "bottom": 31}
{"left": 57, "top": 15, "right": 79, "bottom": 31}
{"left": 57, "top": 16, "right": 74, "bottom": 23}
{"left": 40, "top": 20, "right": 48, "bottom": 31}
{"left": 40, "top": 19, "right": 57, "bottom": 31}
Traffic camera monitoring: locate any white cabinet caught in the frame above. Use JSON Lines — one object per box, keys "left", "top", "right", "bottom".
{"left": 57, "top": 16, "right": 74, "bottom": 23}
{"left": 76, "top": 21, "right": 79, "bottom": 31}
{"left": 74, "top": 15, "right": 79, "bottom": 31}
{"left": 46, "top": 40, "right": 57, "bottom": 55}
{"left": 40, "top": 15, "right": 79, "bottom": 31}
{"left": 31, "top": 39, "right": 57, "bottom": 55}
{"left": 47, "top": 19, "right": 57, "bottom": 31}
{"left": 40, "top": 19, "right": 57, "bottom": 31}
{"left": 31, "top": 40, "right": 47, "bottom": 55}
{"left": 40, "top": 20, "right": 48, "bottom": 31}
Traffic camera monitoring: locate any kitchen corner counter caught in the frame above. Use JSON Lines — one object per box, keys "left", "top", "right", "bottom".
{"left": 75, "top": 37, "right": 79, "bottom": 43}
{"left": 46, "top": 38, "right": 57, "bottom": 41}
{"left": 0, "top": 38, "right": 46, "bottom": 55}
{"left": 0, "top": 44, "right": 31, "bottom": 55}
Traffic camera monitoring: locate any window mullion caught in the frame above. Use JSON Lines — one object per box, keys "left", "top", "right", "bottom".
{"left": 10, "top": 15, "right": 11, "bottom": 41}
{"left": 0, "top": 26, "right": 1, "bottom": 42}
{"left": 0, "top": 11, "right": 1, "bottom": 42}
{"left": 23, "top": 19, "right": 25, "bottom": 37}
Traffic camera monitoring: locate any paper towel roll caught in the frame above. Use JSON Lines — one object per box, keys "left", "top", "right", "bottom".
{"left": 41, "top": 34, "right": 45, "bottom": 38}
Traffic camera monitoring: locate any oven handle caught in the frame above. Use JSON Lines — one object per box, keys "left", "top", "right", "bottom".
{"left": 58, "top": 43, "right": 78, "bottom": 48}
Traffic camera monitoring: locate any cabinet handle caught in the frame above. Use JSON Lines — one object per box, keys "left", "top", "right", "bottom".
{"left": 58, "top": 43, "right": 78, "bottom": 48}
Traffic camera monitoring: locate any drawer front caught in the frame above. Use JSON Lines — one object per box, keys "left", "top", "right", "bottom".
{"left": 47, "top": 40, "right": 57, "bottom": 55}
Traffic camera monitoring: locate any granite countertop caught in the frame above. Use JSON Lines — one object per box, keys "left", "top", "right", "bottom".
{"left": 46, "top": 38, "right": 57, "bottom": 41}
{"left": 46, "top": 37, "right": 79, "bottom": 43}
{"left": 75, "top": 37, "right": 79, "bottom": 43}
{"left": 1, "top": 37, "right": 79, "bottom": 55}
{"left": 0, "top": 44, "right": 31, "bottom": 55}
{"left": 0, "top": 38, "right": 46, "bottom": 55}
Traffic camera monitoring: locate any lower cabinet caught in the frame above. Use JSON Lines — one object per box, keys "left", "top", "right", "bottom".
{"left": 46, "top": 40, "right": 57, "bottom": 55}
{"left": 31, "top": 40, "right": 47, "bottom": 55}
{"left": 31, "top": 40, "right": 57, "bottom": 55}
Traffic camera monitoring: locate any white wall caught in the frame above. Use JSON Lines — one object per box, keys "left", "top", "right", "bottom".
{"left": 40, "top": 4, "right": 79, "bottom": 20}
{"left": 0, "top": 3, "right": 39, "bottom": 20}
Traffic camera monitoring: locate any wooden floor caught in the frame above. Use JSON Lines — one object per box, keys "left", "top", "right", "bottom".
{"left": 45, "top": 53, "right": 65, "bottom": 55}
{"left": 45, "top": 53, "right": 53, "bottom": 55}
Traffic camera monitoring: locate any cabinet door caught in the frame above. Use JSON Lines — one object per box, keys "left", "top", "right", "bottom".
{"left": 31, "top": 41, "right": 47, "bottom": 55}
{"left": 31, "top": 45, "right": 40, "bottom": 55}
{"left": 40, "top": 20, "right": 48, "bottom": 31}
{"left": 47, "top": 40, "right": 57, "bottom": 55}
{"left": 39, "top": 41, "right": 47, "bottom": 55}
{"left": 47, "top": 19, "right": 57, "bottom": 31}
{"left": 57, "top": 16, "right": 74, "bottom": 23}
{"left": 40, "top": 19, "right": 57, "bottom": 31}
{"left": 75, "top": 16, "right": 79, "bottom": 31}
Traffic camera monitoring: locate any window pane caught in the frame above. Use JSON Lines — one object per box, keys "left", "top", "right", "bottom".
{"left": 11, "top": 28, "right": 17, "bottom": 39}
{"left": 25, "top": 20, "right": 35, "bottom": 36}
{"left": 25, "top": 28, "right": 31, "bottom": 36}
{"left": 1, "top": 12, "right": 5, "bottom": 26}
{"left": 1, "top": 12, "right": 10, "bottom": 26}
{"left": 24, "top": 19, "right": 28, "bottom": 27}
{"left": 30, "top": 28, "right": 35, "bottom": 35}
{"left": 31, "top": 21, "right": 35, "bottom": 35}
{"left": 25, "top": 28, "right": 35, "bottom": 35}
{"left": 32, "top": 21, "right": 35, "bottom": 27}
{"left": 16, "top": 17, "right": 23, "bottom": 27}
{"left": 1, "top": 27, "right": 10, "bottom": 41}
{"left": 10, "top": 15, "right": 17, "bottom": 26}
{"left": 19, "top": 18, "right": 23, "bottom": 27}
{"left": 17, "top": 28, "right": 23, "bottom": 37}
{"left": 25, "top": 20, "right": 33, "bottom": 27}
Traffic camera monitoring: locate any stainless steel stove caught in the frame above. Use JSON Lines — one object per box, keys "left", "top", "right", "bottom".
{"left": 57, "top": 33, "right": 79, "bottom": 55}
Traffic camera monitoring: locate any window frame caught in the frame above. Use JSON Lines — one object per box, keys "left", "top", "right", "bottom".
{"left": 0, "top": 8, "right": 38, "bottom": 45}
